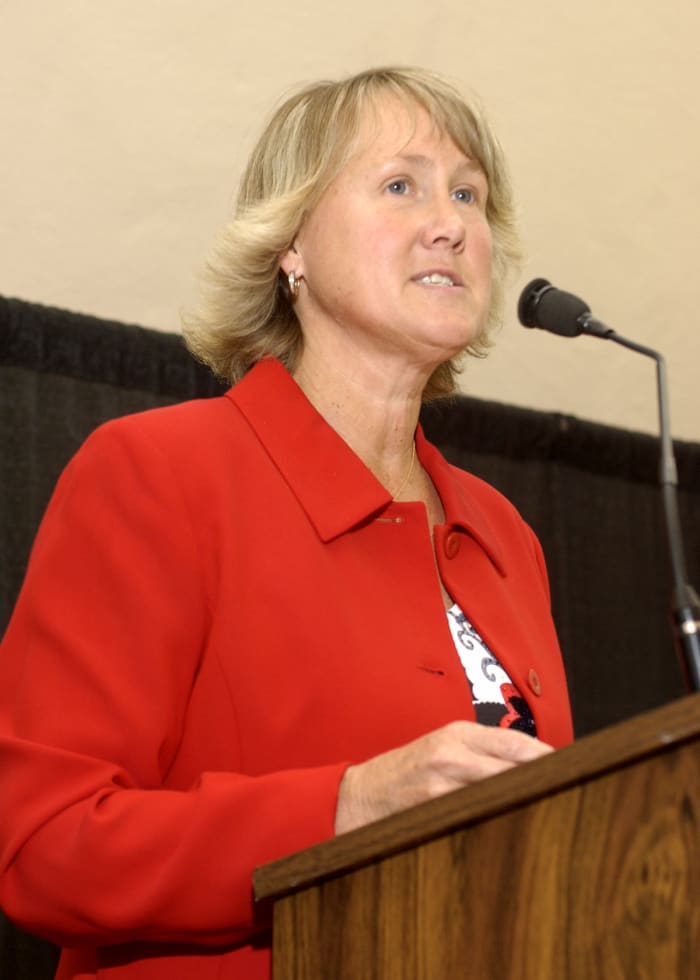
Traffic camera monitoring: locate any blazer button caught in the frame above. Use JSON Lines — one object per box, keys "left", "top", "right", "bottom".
{"left": 444, "top": 531, "right": 460, "bottom": 559}
{"left": 528, "top": 668, "right": 542, "bottom": 697}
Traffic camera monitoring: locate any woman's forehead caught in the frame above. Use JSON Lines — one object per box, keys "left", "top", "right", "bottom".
{"left": 347, "top": 94, "right": 477, "bottom": 169}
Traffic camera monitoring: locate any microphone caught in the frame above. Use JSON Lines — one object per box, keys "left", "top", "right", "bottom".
{"left": 518, "top": 278, "right": 700, "bottom": 693}
{"left": 517, "top": 278, "right": 613, "bottom": 339}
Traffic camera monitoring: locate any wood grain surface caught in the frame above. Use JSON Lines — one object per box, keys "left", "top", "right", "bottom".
{"left": 256, "top": 693, "right": 700, "bottom": 979}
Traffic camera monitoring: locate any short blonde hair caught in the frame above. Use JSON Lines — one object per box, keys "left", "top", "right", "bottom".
{"left": 183, "top": 66, "right": 522, "bottom": 399}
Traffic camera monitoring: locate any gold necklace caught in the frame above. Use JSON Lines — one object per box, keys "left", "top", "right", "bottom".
{"left": 392, "top": 442, "right": 416, "bottom": 501}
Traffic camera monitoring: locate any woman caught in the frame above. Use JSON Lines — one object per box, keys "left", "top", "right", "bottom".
{"left": 0, "top": 67, "right": 572, "bottom": 979}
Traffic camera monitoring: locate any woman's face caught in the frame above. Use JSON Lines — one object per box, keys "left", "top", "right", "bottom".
{"left": 281, "top": 95, "right": 493, "bottom": 378}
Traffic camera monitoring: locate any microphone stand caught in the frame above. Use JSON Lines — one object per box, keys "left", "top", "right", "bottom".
{"left": 579, "top": 315, "right": 700, "bottom": 692}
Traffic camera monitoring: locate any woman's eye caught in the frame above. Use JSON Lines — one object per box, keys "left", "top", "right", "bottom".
{"left": 453, "top": 187, "right": 475, "bottom": 204}
{"left": 386, "top": 179, "right": 410, "bottom": 195}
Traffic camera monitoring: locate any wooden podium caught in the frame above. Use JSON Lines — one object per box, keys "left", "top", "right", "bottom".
{"left": 254, "top": 693, "right": 700, "bottom": 979}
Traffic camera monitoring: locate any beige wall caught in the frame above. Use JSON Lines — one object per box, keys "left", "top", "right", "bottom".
{"left": 2, "top": 0, "right": 699, "bottom": 440}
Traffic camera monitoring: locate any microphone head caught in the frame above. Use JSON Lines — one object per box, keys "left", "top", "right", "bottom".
{"left": 517, "top": 278, "right": 553, "bottom": 328}
{"left": 518, "top": 278, "right": 591, "bottom": 337}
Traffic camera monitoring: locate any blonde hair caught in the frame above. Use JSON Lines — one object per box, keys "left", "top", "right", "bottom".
{"left": 183, "top": 66, "right": 522, "bottom": 399}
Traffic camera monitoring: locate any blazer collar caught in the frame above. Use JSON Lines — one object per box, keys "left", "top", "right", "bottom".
{"left": 418, "top": 435, "right": 507, "bottom": 576}
{"left": 228, "top": 358, "right": 505, "bottom": 571}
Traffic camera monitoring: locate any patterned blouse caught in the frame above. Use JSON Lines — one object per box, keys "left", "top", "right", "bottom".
{"left": 446, "top": 604, "right": 536, "bottom": 736}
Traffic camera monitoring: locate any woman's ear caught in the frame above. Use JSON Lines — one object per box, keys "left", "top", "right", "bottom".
{"left": 279, "top": 242, "right": 305, "bottom": 301}
{"left": 279, "top": 241, "right": 301, "bottom": 278}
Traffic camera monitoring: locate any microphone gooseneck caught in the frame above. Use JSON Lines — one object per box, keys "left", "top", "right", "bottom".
{"left": 518, "top": 278, "right": 700, "bottom": 692}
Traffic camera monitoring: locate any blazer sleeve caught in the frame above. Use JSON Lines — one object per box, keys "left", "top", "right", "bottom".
{"left": 0, "top": 420, "right": 348, "bottom": 948}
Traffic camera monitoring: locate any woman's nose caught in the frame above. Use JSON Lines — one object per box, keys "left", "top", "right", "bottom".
{"left": 420, "top": 197, "right": 465, "bottom": 250}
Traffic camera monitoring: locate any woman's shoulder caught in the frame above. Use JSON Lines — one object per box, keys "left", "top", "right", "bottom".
{"left": 79, "top": 391, "right": 247, "bottom": 459}
{"left": 421, "top": 433, "right": 526, "bottom": 528}
{"left": 449, "top": 461, "right": 533, "bottom": 536}
{"left": 446, "top": 461, "right": 517, "bottom": 510}
{"left": 60, "top": 392, "right": 251, "bottom": 496}
{"left": 96, "top": 391, "right": 236, "bottom": 438}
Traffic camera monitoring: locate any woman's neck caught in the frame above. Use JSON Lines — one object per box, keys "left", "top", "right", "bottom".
{"left": 292, "top": 346, "right": 428, "bottom": 496}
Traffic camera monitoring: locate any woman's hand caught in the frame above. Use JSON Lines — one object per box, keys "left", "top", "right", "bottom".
{"left": 334, "top": 720, "right": 553, "bottom": 834}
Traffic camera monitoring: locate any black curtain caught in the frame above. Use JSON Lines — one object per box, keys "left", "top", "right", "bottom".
{"left": 2, "top": 294, "right": 699, "bottom": 977}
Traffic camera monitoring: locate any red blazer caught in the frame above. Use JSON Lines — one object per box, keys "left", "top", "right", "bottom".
{"left": 0, "top": 358, "right": 573, "bottom": 979}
